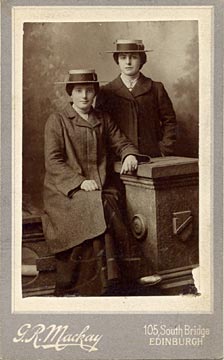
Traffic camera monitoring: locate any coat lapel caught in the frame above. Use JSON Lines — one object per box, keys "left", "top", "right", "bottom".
{"left": 63, "top": 103, "right": 102, "bottom": 128}
{"left": 108, "top": 76, "right": 135, "bottom": 101}
{"left": 87, "top": 109, "right": 103, "bottom": 128}
{"left": 131, "top": 73, "right": 153, "bottom": 97}
{"left": 108, "top": 73, "right": 153, "bottom": 100}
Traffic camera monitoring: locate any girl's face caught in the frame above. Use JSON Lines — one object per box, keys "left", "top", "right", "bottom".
{"left": 118, "top": 52, "right": 141, "bottom": 77}
{"left": 71, "top": 84, "right": 96, "bottom": 113}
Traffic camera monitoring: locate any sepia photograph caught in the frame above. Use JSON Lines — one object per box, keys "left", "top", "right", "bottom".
{"left": 1, "top": 3, "right": 223, "bottom": 360}
{"left": 22, "top": 20, "right": 199, "bottom": 298}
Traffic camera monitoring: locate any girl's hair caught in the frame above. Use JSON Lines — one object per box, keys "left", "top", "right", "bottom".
{"left": 66, "top": 83, "right": 100, "bottom": 96}
{"left": 113, "top": 52, "right": 147, "bottom": 69}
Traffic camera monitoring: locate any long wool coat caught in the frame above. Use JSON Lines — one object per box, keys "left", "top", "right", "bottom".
{"left": 96, "top": 73, "right": 177, "bottom": 157}
{"left": 42, "top": 103, "right": 140, "bottom": 254}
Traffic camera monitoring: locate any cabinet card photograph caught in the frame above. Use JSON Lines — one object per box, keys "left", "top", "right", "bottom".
{"left": 1, "top": 2, "right": 223, "bottom": 360}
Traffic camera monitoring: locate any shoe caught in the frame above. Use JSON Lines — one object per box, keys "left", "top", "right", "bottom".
{"left": 137, "top": 274, "right": 162, "bottom": 286}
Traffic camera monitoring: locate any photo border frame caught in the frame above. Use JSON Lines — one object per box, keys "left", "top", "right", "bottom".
{"left": 1, "top": 1, "right": 223, "bottom": 359}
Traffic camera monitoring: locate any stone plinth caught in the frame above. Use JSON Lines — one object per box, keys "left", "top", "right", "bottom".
{"left": 114, "top": 156, "right": 199, "bottom": 293}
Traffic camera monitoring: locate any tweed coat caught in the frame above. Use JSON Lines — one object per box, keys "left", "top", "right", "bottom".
{"left": 42, "top": 103, "right": 140, "bottom": 254}
{"left": 96, "top": 73, "right": 177, "bottom": 157}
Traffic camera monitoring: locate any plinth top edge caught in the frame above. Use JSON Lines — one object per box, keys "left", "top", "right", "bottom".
{"left": 114, "top": 156, "right": 198, "bottom": 178}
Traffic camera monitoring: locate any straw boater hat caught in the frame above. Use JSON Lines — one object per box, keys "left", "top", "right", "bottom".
{"left": 55, "top": 69, "right": 99, "bottom": 84}
{"left": 106, "top": 39, "right": 152, "bottom": 53}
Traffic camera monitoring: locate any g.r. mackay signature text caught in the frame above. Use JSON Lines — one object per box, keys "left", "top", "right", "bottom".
{"left": 13, "top": 323, "right": 103, "bottom": 352}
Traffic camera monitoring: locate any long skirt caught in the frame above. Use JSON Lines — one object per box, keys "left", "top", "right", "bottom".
{"left": 54, "top": 188, "right": 144, "bottom": 297}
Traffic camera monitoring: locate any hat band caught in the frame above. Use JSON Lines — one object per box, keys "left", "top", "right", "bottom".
{"left": 68, "top": 73, "right": 98, "bottom": 82}
{"left": 116, "top": 43, "right": 145, "bottom": 51}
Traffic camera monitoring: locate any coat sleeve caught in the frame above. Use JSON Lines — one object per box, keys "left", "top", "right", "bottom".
{"left": 44, "top": 113, "right": 86, "bottom": 196}
{"left": 156, "top": 82, "right": 177, "bottom": 156}
{"left": 105, "top": 113, "right": 150, "bottom": 163}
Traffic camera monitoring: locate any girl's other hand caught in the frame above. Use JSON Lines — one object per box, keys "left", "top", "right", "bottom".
{"left": 120, "top": 155, "right": 138, "bottom": 174}
{"left": 80, "top": 180, "right": 99, "bottom": 191}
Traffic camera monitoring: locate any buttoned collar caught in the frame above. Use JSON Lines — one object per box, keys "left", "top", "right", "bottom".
{"left": 62, "top": 103, "right": 102, "bottom": 128}
{"left": 120, "top": 72, "right": 140, "bottom": 91}
{"left": 107, "top": 73, "right": 153, "bottom": 100}
{"left": 72, "top": 104, "right": 89, "bottom": 121}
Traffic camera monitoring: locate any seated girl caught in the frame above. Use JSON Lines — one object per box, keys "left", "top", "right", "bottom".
{"left": 42, "top": 69, "right": 160, "bottom": 296}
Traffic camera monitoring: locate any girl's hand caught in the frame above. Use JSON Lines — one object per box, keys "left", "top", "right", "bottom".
{"left": 120, "top": 155, "right": 138, "bottom": 174}
{"left": 80, "top": 180, "right": 99, "bottom": 191}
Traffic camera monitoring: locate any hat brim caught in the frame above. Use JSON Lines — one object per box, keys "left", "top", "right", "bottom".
{"left": 105, "top": 49, "right": 153, "bottom": 53}
{"left": 55, "top": 81, "right": 99, "bottom": 84}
